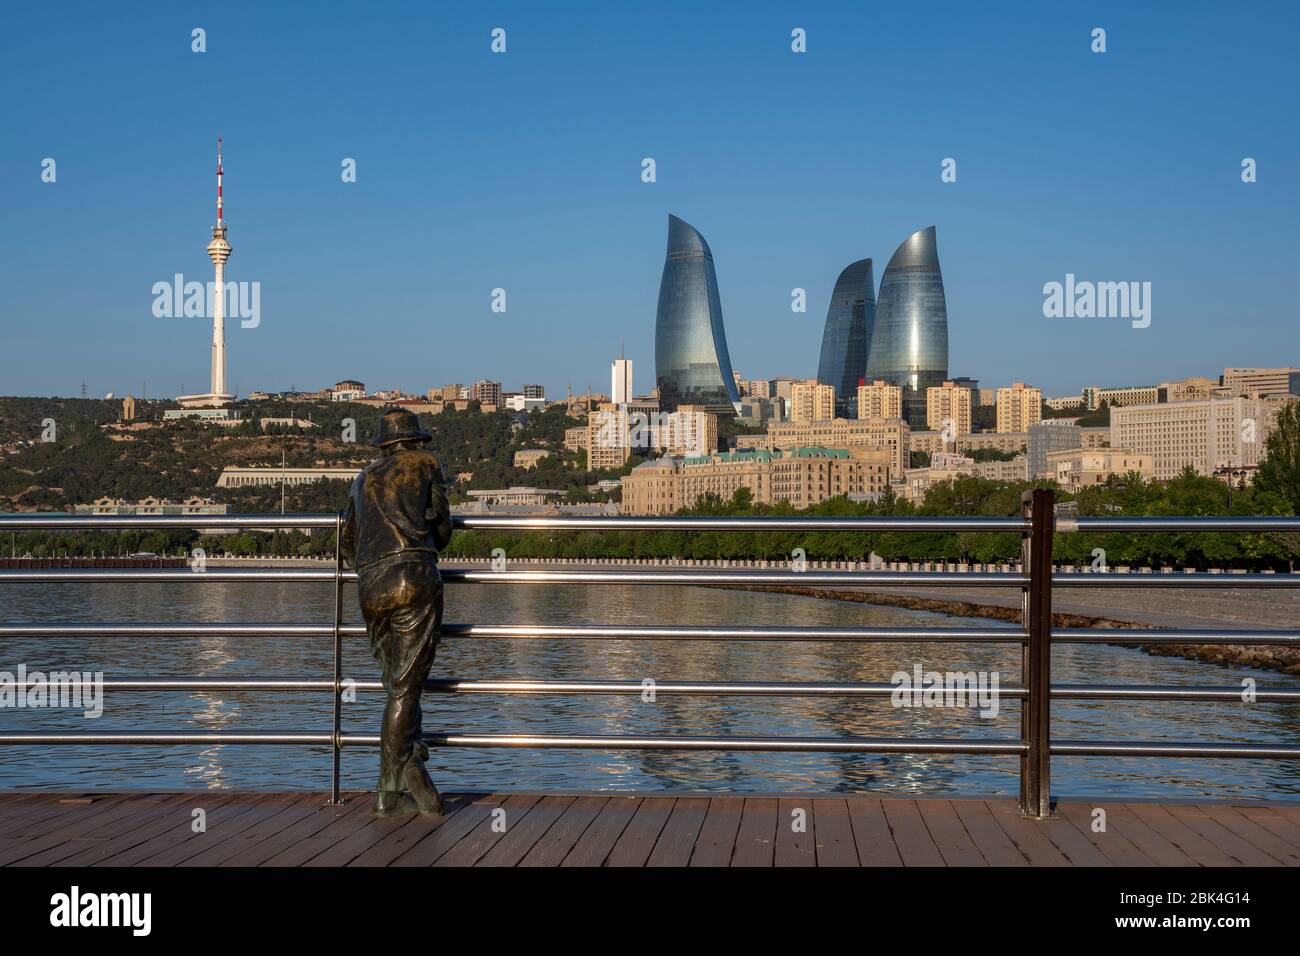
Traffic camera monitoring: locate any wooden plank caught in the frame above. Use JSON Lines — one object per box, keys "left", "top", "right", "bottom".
{"left": 1194, "top": 805, "right": 1300, "bottom": 866}
{"left": 1127, "top": 805, "right": 1239, "bottom": 867}
{"left": 346, "top": 795, "right": 472, "bottom": 867}
{"left": 605, "top": 796, "right": 675, "bottom": 867}
{"left": 518, "top": 796, "right": 607, "bottom": 868}
{"left": 0, "top": 793, "right": 131, "bottom": 843}
{"left": 1235, "top": 805, "right": 1300, "bottom": 857}
{"left": 846, "top": 798, "right": 903, "bottom": 867}
{"left": 301, "top": 805, "right": 429, "bottom": 867}
{"left": 689, "top": 797, "right": 744, "bottom": 867}
{"left": 1161, "top": 805, "right": 1283, "bottom": 866}
{"left": 182, "top": 796, "right": 336, "bottom": 867}
{"left": 433, "top": 793, "right": 543, "bottom": 867}
{"left": 560, "top": 796, "right": 640, "bottom": 868}
{"left": 0, "top": 795, "right": 143, "bottom": 866}
{"left": 228, "top": 794, "right": 371, "bottom": 867}
{"left": 0, "top": 794, "right": 100, "bottom": 837}
{"left": 773, "top": 797, "right": 817, "bottom": 867}
{"left": 258, "top": 796, "right": 380, "bottom": 867}
{"left": 389, "top": 794, "right": 508, "bottom": 867}
{"left": 880, "top": 799, "right": 944, "bottom": 867}
{"left": 1094, "top": 803, "right": 1196, "bottom": 867}
{"left": 949, "top": 800, "right": 1028, "bottom": 867}
{"left": 123, "top": 795, "right": 290, "bottom": 867}
{"left": 1033, "top": 813, "right": 1112, "bottom": 867}
{"left": 646, "top": 797, "right": 709, "bottom": 867}
{"left": 49, "top": 794, "right": 232, "bottom": 867}
{"left": 1054, "top": 802, "right": 1154, "bottom": 867}
{"left": 916, "top": 800, "right": 985, "bottom": 867}
{"left": 982, "top": 800, "right": 1071, "bottom": 867}
{"left": 812, "top": 799, "right": 859, "bottom": 867}
{"left": 730, "top": 798, "right": 778, "bottom": 868}
{"left": 477, "top": 795, "right": 577, "bottom": 867}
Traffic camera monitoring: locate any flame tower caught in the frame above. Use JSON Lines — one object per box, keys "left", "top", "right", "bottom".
{"left": 178, "top": 138, "right": 235, "bottom": 408}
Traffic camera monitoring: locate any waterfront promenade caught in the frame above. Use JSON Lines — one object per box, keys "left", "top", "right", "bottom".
{"left": 4, "top": 790, "right": 1299, "bottom": 867}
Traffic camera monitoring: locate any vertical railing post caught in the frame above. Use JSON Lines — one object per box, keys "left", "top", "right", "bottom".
{"left": 329, "top": 512, "right": 344, "bottom": 805}
{"left": 1019, "top": 487, "right": 1054, "bottom": 817}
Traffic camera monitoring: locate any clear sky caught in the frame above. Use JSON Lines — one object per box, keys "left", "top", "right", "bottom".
{"left": 2, "top": 1, "right": 1296, "bottom": 400}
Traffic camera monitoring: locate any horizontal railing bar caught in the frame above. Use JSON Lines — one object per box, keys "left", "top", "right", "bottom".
{"left": 413, "top": 733, "right": 1028, "bottom": 754}
{"left": 5, "top": 679, "right": 1298, "bottom": 702}
{"left": 7, "top": 512, "right": 1297, "bottom": 534}
{"left": 455, "top": 515, "right": 1030, "bottom": 532}
{"left": 1068, "top": 516, "right": 1300, "bottom": 533}
{"left": 1051, "top": 684, "right": 1300, "bottom": 702}
{"left": 0, "top": 733, "right": 334, "bottom": 745}
{"left": 1052, "top": 740, "right": 1300, "bottom": 758}
{"left": 0, "top": 513, "right": 338, "bottom": 530}
{"left": 6, "top": 567, "right": 1294, "bottom": 588}
{"left": 9, "top": 678, "right": 1298, "bottom": 702}
{"left": 0, "top": 732, "right": 1027, "bottom": 753}
{"left": 0, "top": 622, "right": 1026, "bottom": 642}
{"left": 1052, "top": 572, "right": 1300, "bottom": 589}
{"left": 1053, "top": 628, "right": 1300, "bottom": 645}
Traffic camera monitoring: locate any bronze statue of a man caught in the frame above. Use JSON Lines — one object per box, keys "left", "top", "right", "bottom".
{"left": 341, "top": 407, "right": 453, "bottom": 817}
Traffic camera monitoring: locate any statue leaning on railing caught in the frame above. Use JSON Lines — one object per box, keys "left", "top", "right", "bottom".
{"left": 340, "top": 407, "right": 454, "bottom": 817}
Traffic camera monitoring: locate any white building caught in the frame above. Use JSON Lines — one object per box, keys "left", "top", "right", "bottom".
{"left": 1110, "top": 396, "right": 1276, "bottom": 480}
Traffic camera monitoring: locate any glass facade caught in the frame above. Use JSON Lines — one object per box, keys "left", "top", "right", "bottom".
{"left": 865, "top": 226, "right": 949, "bottom": 427}
{"left": 816, "top": 258, "right": 875, "bottom": 418}
{"left": 655, "top": 214, "right": 741, "bottom": 413}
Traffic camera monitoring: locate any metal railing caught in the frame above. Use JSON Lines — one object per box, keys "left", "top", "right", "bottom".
{"left": 2, "top": 490, "right": 1299, "bottom": 817}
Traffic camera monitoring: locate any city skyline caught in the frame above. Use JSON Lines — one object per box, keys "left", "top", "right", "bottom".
{"left": 2, "top": 3, "right": 1297, "bottom": 401}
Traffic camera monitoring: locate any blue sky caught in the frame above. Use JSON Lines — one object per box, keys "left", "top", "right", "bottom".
{"left": 2, "top": 1, "right": 1296, "bottom": 400}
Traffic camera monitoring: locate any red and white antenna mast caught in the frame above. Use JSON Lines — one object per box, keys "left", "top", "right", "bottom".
{"left": 216, "top": 136, "right": 224, "bottom": 227}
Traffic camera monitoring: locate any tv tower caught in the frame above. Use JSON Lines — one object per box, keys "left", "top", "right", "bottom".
{"left": 178, "top": 137, "right": 235, "bottom": 409}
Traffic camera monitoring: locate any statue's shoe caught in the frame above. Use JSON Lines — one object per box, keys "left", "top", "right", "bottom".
{"left": 403, "top": 763, "right": 444, "bottom": 816}
{"left": 372, "top": 791, "right": 419, "bottom": 817}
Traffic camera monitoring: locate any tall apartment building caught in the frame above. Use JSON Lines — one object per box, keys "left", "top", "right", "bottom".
{"left": 611, "top": 358, "right": 633, "bottom": 405}
{"left": 926, "top": 380, "right": 973, "bottom": 438}
{"left": 857, "top": 379, "right": 903, "bottom": 420}
{"left": 1027, "top": 420, "right": 1083, "bottom": 479}
{"left": 757, "top": 417, "right": 910, "bottom": 476}
{"left": 1110, "top": 396, "right": 1274, "bottom": 480}
{"left": 996, "top": 382, "right": 1042, "bottom": 433}
{"left": 1220, "top": 368, "right": 1300, "bottom": 398}
{"left": 622, "top": 446, "right": 890, "bottom": 515}
{"left": 522, "top": 384, "right": 546, "bottom": 400}
{"left": 748, "top": 379, "right": 773, "bottom": 400}
{"left": 789, "top": 379, "right": 836, "bottom": 423}
{"left": 587, "top": 402, "right": 718, "bottom": 470}
{"left": 470, "top": 380, "right": 502, "bottom": 406}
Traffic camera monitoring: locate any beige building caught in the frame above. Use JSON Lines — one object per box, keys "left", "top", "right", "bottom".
{"left": 587, "top": 402, "right": 717, "bottom": 470}
{"left": 857, "top": 380, "right": 903, "bottom": 420}
{"left": 622, "top": 446, "right": 890, "bottom": 515}
{"left": 1159, "top": 376, "right": 1218, "bottom": 403}
{"left": 471, "top": 380, "right": 502, "bottom": 406}
{"left": 1084, "top": 384, "right": 1160, "bottom": 410}
{"left": 788, "top": 379, "right": 836, "bottom": 423}
{"left": 748, "top": 417, "right": 909, "bottom": 476}
{"left": 1220, "top": 368, "right": 1299, "bottom": 398}
{"left": 513, "top": 448, "right": 551, "bottom": 470}
{"left": 1045, "top": 448, "right": 1154, "bottom": 492}
{"left": 216, "top": 466, "right": 361, "bottom": 488}
{"left": 911, "top": 430, "right": 1028, "bottom": 458}
{"left": 996, "top": 382, "right": 1042, "bottom": 433}
{"left": 1110, "top": 396, "right": 1277, "bottom": 480}
{"left": 926, "top": 381, "right": 973, "bottom": 438}
{"left": 564, "top": 426, "right": 588, "bottom": 453}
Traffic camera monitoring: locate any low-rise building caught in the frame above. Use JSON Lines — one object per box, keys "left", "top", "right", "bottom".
{"left": 513, "top": 448, "right": 552, "bottom": 470}
{"left": 216, "top": 466, "right": 361, "bottom": 488}
{"left": 1045, "top": 448, "right": 1154, "bottom": 491}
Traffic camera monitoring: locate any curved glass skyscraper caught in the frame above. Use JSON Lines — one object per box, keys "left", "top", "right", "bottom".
{"left": 655, "top": 214, "right": 741, "bottom": 413}
{"left": 865, "top": 226, "right": 949, "bottom": 427}
{"left": 816, "top": 258, "right": 875, "bottom": 418}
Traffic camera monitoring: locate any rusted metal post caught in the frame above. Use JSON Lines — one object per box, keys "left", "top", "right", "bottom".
{"left": 1020, "top": 488, "right": 1054, "bottom": 817}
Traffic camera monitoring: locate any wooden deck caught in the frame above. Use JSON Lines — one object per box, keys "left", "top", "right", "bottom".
{"left": 2, "top": 791, "right": 1298, "bottom": 867}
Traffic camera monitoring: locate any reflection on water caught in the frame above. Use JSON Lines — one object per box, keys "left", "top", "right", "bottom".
{"left": 2, "top": 581, "right": 1299, "bottom": 799}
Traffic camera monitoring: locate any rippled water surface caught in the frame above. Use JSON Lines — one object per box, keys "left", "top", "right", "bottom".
{"left": 2, "top": 580, "right": 1298, "bottom": 799}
